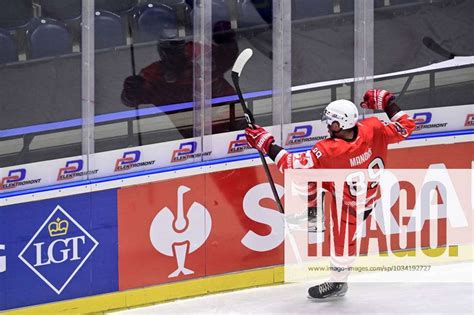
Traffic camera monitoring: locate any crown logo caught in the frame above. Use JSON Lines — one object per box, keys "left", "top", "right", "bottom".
{"left": 48, "top": 217, "right": 69, "bottom": 237}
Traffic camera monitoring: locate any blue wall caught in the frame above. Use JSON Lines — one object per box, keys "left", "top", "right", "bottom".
{"left": 0, "top": 190, "right": 118, "bottom": 310}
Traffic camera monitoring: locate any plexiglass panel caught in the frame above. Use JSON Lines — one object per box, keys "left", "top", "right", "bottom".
{"left": 211, "top": 0, "right": 275, "bottom": 134}
{"left": 0, "top": 0, "right": 82, "bottom": 167}
{"left": 373, "top": 0, "right": 474, "bottom": 109}
{"left": 94, "top": 0, "right": 197, "bottom": 151}
{"left": 291, "top": 0, "right": 355, "bottom": 123}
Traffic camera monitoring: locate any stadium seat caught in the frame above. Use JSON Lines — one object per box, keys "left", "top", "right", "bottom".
{"left": 0, "top": 29, "right": 18, "bottom": 63}
{"left": 95, "top": 0, "right": 138, "bottom": 14}
{"left": 37, "top": 0, "right": 83, "bottom": 47}
{"left": 133, "top": 3, "right": 178, "bottom": 42}
{"left": 95, "top": 10, "right": 126, "bottom": 49}
{"left": 37, "top": 0, "right": 81, "bottom": 21}
{"left": 26, "top": 18, "right": 72, "bottom": 59}
{"left": 293, "top": 0, "right": 334, "bottom": 20}
{"left": 0, "top": 0, "right": 33, "bottom": 29}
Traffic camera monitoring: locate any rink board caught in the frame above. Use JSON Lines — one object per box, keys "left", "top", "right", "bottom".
{"left": 0, "top": 105, "right": 472, "bottom": 195}
{"left": 0, "top": 135, "right": 473, "bottom": 313}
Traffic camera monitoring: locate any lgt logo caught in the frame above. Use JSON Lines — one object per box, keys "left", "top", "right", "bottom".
{"left": 228, "top": 134, "right": 251, "bottom": 154}
{"left": 18, "top": 205, "right": 99, "bottom": 294}
{"left": 0, "top": 244, "right": 5, "bottom": 273}
{"left": 150, "top": 186, "right": 211, "bottom": 278}
{"left": 465, "top": 114, "right": 474, "bottom": 127}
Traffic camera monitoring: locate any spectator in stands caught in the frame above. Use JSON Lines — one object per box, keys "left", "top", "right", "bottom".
{"left": 121, "top": 21, "right": 239, "bottom": 136}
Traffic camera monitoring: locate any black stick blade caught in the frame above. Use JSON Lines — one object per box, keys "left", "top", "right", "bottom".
{"left": 422, "top": 37, "right": 455, "bottom": 60}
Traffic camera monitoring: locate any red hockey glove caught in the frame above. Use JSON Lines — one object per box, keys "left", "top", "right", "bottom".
{"left": 245, "top": 126, "right": 275, "bottom": 155}
{"left": 122, "top": 75, "right": 146, "bottom": 107}
{"left": 360, "top": 89, "right": 395, "bottom": 110}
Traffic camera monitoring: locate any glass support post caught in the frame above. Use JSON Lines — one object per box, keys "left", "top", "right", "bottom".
{"left": 82, "top": 0, "right": 95, "bottom": 173}
{"left": 272, "top": 0, "right": 292, "bottom": 141}
{"left": 193, "top": 0, "right": 213, "bottom": 159}
{"left": 354, "top": 0, "right": 374, "bottom": 118}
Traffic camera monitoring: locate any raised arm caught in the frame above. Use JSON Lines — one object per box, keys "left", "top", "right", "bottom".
{"left": 360, "top": 89, "right": 416, "bottom": 143}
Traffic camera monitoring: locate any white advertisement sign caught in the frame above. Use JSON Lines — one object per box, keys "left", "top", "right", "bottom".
{"left": 1, "top": 105, "right": 472, "bottom": 194}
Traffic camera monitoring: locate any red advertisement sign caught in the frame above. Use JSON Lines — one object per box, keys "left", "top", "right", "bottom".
{"left": 118, "top": 142, "right": 473, "bottom": 291}
{"left": 118, "top": 166, "right": 284, "bottom": 291}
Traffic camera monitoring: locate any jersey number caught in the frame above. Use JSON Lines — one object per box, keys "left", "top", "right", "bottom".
{"left": 346, "top": 157, "right": 384, "bottom": 197}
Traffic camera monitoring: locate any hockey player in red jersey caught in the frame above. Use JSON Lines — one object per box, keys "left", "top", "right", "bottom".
{"left": 245, "top": 89, "right": 416, "bottom": 299}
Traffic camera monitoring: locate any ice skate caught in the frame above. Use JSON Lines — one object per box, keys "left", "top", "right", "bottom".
{"left": 307, "top": 282, "right": 348, "bottom": 300}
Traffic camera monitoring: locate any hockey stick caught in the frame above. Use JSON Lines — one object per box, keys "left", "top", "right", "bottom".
{"left": 232, "top": 50, "right": 304, "bottom": 263}
{"left": 422, "top": 37, "right": 465, "bottom": 59}
{"left": 128, "top": 22, "right": 143, "bottom": 146}
{"left": 231, "top": 49, "right": 284, "bottom": 214}
{"left": 397, "top": 74, "right": 414, "bottom": 101}
{"left": 397, "top": 37, "right": 463, "bottom": 101}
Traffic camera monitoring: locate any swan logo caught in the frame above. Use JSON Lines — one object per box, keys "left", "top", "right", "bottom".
{"left": 149, "top": 186, "right": 212, "bottom": 278}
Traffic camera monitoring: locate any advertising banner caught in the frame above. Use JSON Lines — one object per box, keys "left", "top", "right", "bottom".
{"left": 118, "top": 141, "right": 473, "bottom": 290}
{"left": 0, "top": 190, "right": 118, "bottom": 311}
{"left": 0, "top": 139, "right": 471, "bottom": 310}
{"left": 1, "top": 106, "right": 472, "bottom": 194}
{"left": 118, "top": 165, "right": 285, "bottom": 291}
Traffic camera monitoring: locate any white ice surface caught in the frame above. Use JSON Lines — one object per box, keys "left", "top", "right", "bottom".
{"left": 112, "top": 262, "right": 474, "bottom": 314}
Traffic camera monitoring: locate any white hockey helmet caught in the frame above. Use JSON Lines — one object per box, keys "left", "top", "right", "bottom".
{"left": 322, "top": 99, "right": 359, "bottom": 130}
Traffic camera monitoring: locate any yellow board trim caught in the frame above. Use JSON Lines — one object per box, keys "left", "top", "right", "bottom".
{"left": 3, "top": 266, "right": 284, "bottom": 315}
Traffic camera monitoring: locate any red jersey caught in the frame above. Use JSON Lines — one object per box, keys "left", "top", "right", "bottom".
{"left": 137, "top": 41, "right": 237, "bottom": 106}
{"left": 275, "top": 112, "right": 416, "bottom": 210}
